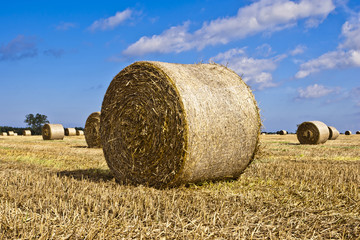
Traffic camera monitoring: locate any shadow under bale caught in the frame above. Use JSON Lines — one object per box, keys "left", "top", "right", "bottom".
{"left": 57, "top": 168, "right": 114, "bottom": 182}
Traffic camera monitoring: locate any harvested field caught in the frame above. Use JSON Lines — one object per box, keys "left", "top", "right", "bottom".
{"left": 0, "top": 134, "right": 359, "bottom": 239}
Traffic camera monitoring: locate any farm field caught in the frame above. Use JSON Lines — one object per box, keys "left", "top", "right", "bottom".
{"left": 0, "top": 134, "right": 359, "bottom": 239}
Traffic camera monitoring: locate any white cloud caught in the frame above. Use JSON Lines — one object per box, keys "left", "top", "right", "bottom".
{"left": 296, "top": 12, "right": 360, "bottom": 78}
{"left": 89, "top": 9, "right": 132, "bottom": 31}
{"left": 297, "top": 84, "right": 335, "bottom": 99}
{"left": 56, "top": 22, "right": 76, "bottom": 31}
{"left": 211, "top": 48, "right": 284, "bottom": 90}
{"left": 290, "top": 45, "right": 306, "bottom": 55}
{"left": 124, "top": 0, "right": 335, "bottom": 56}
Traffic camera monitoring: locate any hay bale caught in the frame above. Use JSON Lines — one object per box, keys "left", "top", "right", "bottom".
{"left": 278, "top": 130, "right": 287, "bottom": 135}
{"left": 296, "top": 121, "right": 329, "bottom": 144}
{"left": 356, "top": 131, "right": 360, "bottom": 134}
{"left": 8, "top": 131, "right": 14, "bottom": 136}
{"left": 84, "top": 112, "right": 102, "bottom": 148}
{"left": 23, "top": 130, "right": 32, "bottom": 136}
{"left": 345, "top": 130, "right": 352, "bottom": 135}
{"left": 328, "top": 126, "right": 340, "bottom": 140}
{"left": 14, "top": 133, "right": 18, "bottom": 136}
{"left": 1, "top": 132, "right": 7, "bottom": 136}
{"left": 65, "top": 128, "right": 76, "bottom": 136}
{"left": 100, "top": 61, "right": 261, "bottom": 188}
{"left": 76, "top": 130, "right": 84, "bottom": 136}
{"left": 42, "top": 124, "right": 64, "bottom": 140}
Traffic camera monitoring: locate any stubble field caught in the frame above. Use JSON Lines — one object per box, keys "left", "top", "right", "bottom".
{"left": 0, "top": 134, "right": 359, "bottom": 239}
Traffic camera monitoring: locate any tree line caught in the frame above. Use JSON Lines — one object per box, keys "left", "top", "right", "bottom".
{"left": 1, "top": 113, "right": 84, "bottom": 135}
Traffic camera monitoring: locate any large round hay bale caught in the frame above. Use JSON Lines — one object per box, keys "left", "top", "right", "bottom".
{"left": 23, "top": 130, "right": 32, "bottom": 136}
{"left": 76, "top": 130, "right": 84, "bottom": 136}
{"left": 84, "top": 112, "right": 102, "bottom": 148}
{"left": 8, "top": 131, "right": 14, "bottom": 136}
{"left": 328, "top": 126, "right": 339, "bottom": 140}
{"left": 278, "top": 130, "right": 287, "bottom": 135}
{"left": 1, "top": 132, "right": 7, "bottom": 136}
{"left": 100, "top": 61, "right": 261, "bottom": 188}
{"left": 42, "top": 124, "right": 64, "bottom": 140}
{"left": 65, "top": 128, "right": 76, "bottom": 136}
{"left": 345, "top": 130, "right": 352, "bottom": 135}
{"left": 296, "top": 121, "right": 329, "bottom": 144}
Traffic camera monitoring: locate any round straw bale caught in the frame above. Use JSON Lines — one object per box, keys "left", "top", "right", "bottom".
{"left": 76, "top": 130, "right": 84, "bottom": 136}
{"left": 100, "top": 61, "right": 261, "bottom": 188}
{"left": 23, "top": 130, "right": 32, "bottom": 136}
{"left": 65, "top": 128, "right": 76, "bottom": 136}
{"left": 345, "top": 130, "right": 352, "bottom": 135}
{"left": 296, "top": 121, "right": 329, "bottom": 144}
{"left": 278, "top": 130, "right": 287, "bottom": 135}
{"left": 8, "top": 131, "right": 14, "bottom": 136}
{"left": 328, "top": 126, "right": 340, "bottom": 140}
{"left": 42, "top": 124, "right": 64, "bottom": 140}
{"left": 1, "top": 132, "right": 7, "bottom": 136}
{"left": 84, "top": 112, "right": 102, "bottom": 148}
{"left": 14, "top": 133, "right": 18, "bottom": 136}
{"left": 356, "top": 131, "right": 360, "bottom": 134}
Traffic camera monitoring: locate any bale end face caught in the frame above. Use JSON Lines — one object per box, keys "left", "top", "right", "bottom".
{"left": 85, "top": 112, "right": 102, "bottom": 148}
{"left": 297, "top": 121, "right": 329, "bottom": 144}
{"left": 65, "top": 128, "right": 76, "bottom": 136}
{"left": 328, "top": 126, "right": 340, "bottom": 140}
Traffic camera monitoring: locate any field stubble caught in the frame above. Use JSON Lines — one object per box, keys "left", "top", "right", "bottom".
{"left": 0, "top": 135, "right": 359, "bottom": 239}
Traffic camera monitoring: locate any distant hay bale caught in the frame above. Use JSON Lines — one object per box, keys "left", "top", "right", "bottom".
{"left": 23, "top": 130, "right": 32, "bottom": 136}
{"left": 296, "top": 121, "right": 329, "bottom": 144}
{"left": 261, "top": 132, "right": 266, "bottom": 135}
{"left": 278, "top": 130, "right": 287, "bottom": 135}
{"left": 1, "top": 132, "right": 7, "bottom": 136}
{"left": 328, "top": 126, "right": 340, "bottom": 140}
{"left": 345, "top": 130, "right": 352, "bottom": 135}
{"left": 100, "top": 61, "right": 261, "bottom": 188}
{"left": 42, "top": 124, "right": 64, "bottom": 140}
{"left": 8, "top": 131, "right": 14, "bottom": 136}
{"left": 76, "top": 130, "right": 84, "bottom": 136}
{"left": 14, "top": 133, "right": 18, "bottom": 136}
{"left": 65, "top": 128, "right": 76, "bottom": 136}
{"left": 356, "top": 131, "right": 360, "bottom": 134}
{"left": 84, "top": 112, "right": 102, "bottom": 148}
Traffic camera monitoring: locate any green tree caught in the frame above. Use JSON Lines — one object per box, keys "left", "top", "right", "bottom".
{"left": 24, "top": 113, "right": 49, "bottom": 135}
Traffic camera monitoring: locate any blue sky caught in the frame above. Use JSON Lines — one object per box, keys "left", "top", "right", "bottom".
{"left": 1, "top": 0, "right": 359, "bottom": 133}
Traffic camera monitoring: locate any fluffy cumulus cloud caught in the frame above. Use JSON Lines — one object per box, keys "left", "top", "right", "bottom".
{"left": 0, "top": 35, "right": 37, "bottom": 61}
{"left": 290, "top": 45, "right": 306, "bottom": 56}
{"left": 211, "top": 48, "right": 284, "bottom": 90}
{"left": 296, "top": 84, "right": 335, "bottom": 99}
{"left": 124, "top": 0, "right": 335, "bottom": 56}
{"left": 296, "top": 12, "right": 360, "bottom": 78}
{"left": 89, "top": 9, "right": 132, "bottom": 31}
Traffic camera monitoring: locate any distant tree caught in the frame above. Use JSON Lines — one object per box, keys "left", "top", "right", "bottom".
{"left": 24, "top": 113, "right": 49, "bottom": 135}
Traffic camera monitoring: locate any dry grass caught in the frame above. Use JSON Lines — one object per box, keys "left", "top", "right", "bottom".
{"left": 0, "top": 135, "right": 359, "bottom": 239}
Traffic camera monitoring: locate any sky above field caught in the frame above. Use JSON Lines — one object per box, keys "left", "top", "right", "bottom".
{"left": 1, "top": 0, "right": 360, "bottom": 133}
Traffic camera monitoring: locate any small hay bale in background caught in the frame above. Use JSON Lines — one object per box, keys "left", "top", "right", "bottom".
{"left": 42, "top": 124, "right": 64, "bottom": 140}
{"left": 296, "top": 121, "right": 329, "bottom": 144}
{"left": 14, "top": 133, "right": 18, "bottom": 136}
{"left": 84, "top": 112, "right": 102, "bottom": 148}
{"left": 8, "top": 131, "right": 14, "bottom": 136}
{"left": 328, "top": 126, "right": 340, "bottom": 140}
{"left": 101, "top": 61, "right": 261, "bottom": 188}
{"left": 345, "top": 130, "right": 352, "bottom": 135}
{"left": 278, "top": 130, "right": 287, "bottom": 135}
{"left": 261, "top": 132, "right": 266, "bottom": 135}
{"left": 1, "top": 132, "right": 7, "bottom": 136}
{"left": 23, "top": 130, "right": 32, "bottom": 136}
{"left": 76, "top": 130, "right": 84, "bottom": 136}
{"left": 356, "top": 131, "right": 360, "bottom": 134}
{"left": 65, "top": 128, "right": 76, "bottom": 136}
